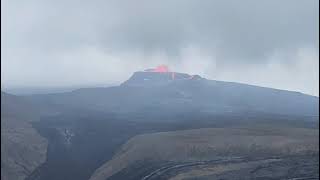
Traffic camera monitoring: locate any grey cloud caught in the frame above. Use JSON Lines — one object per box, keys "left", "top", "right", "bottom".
{"left": 5, "top": 0, "right": 318, "bottom": 59}
{"left": 1, "top": 0, "right": 319, "bottom": 95}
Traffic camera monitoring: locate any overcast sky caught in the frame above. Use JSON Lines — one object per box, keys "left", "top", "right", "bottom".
{"left": 1, "top": 0, "right": 319, "bottom": 96}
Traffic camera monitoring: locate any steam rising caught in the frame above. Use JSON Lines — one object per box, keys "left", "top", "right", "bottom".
{"left": 1, "top": 0, "right": 319, "bottom": 96}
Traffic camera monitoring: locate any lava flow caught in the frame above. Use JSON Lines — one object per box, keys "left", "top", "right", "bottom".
{"left": 150, "top": 65, "right": 170, "bottom": 73}
{"left": 144, "top": 65, "right": 199, "bottom": 81}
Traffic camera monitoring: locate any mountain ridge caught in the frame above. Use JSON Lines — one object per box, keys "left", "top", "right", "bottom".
{"left": 23, "top": 69, "right": 318, "bottom": 117}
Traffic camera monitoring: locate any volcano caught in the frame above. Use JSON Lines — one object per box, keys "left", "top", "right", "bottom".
{"left": 122, "top": 65, "right": 203, "bottom": 86}
{"left": 26, "top": 65, "right": 319, "bottom": 117}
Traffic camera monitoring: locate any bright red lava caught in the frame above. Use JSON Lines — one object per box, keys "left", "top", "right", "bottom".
{"left": 152, "top": 65, "right": 170, "bottom": 73}
{"left": 144, "top": 65, "right": 197, "bottom": 81}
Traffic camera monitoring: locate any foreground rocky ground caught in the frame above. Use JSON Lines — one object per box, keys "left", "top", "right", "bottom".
{"left": 90, "top": 127, "right": 319, "bottom": 180}
{"left": 106, "top": 155, "right": 319, "bottom": 180}
{"left": 1, "top": 92, "right": 48, "bottom": 180}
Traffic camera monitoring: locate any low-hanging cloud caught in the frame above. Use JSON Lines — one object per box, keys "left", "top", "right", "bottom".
{"left": 1, "top": 0, "right": 319, "bottom": 96}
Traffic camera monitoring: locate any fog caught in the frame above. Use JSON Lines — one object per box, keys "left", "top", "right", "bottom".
{"left": 1, "top": 0, "right": 319, "bottom": 96}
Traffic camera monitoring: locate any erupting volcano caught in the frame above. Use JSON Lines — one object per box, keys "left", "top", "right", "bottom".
{"left": 122, "top": 65, "right": 203, "bottom": 86}
{"left": 144, "top": 65, "right": 170, "bottom": 73}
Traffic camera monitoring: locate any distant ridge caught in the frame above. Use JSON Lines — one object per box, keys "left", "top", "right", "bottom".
{"left": 25, "top": 65, "right": 319, "bottom": 117}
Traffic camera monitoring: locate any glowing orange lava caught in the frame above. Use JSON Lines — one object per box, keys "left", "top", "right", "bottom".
{"left": 152, "top": 65, "right": 170, "bottom": 73}
{"left": 143, "top": 65, "right": 199, "bottom": 81}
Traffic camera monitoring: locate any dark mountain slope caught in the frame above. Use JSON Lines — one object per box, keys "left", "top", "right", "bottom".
{"left": 27, "top": 71, "right": 318, "bottom": 117}
{"left": 1, "top": 92, "right": 48, "bottom": 180}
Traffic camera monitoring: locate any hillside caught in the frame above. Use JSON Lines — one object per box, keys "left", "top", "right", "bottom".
{"left": 1, "top": 92, "right": 48, "bottom": 180}
{"left": 27, "top": 71, "right": 319, "bottom": 117}
{"left": 90, "top": 126, "right": 319, "bottom": 180}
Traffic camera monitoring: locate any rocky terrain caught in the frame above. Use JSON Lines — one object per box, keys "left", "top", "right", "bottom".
{"left": 1, "top": 92, "right": 48, "bottom": 180}
{"left": 166, "top": 155, "right": 319, "bottom": 180}
{"left": 90, "top": 126, "right": 319, "bottom": 180}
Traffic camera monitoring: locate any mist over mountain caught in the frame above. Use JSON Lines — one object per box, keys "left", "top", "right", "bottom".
{"left": 2, "top": 0, "right": 319, "bottom": 96}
